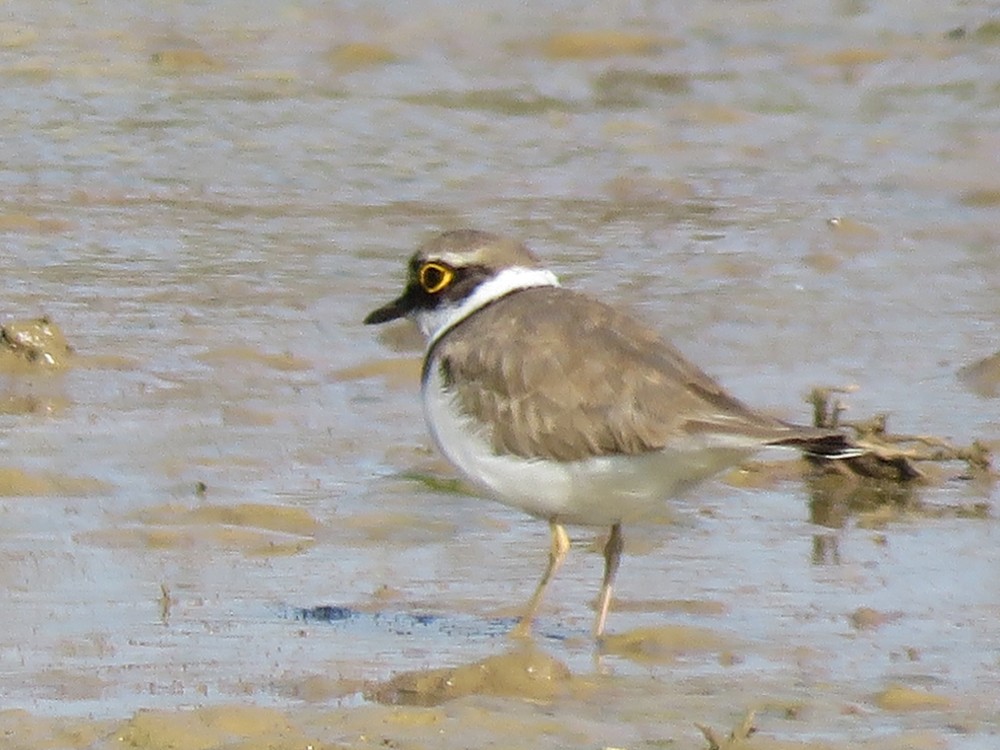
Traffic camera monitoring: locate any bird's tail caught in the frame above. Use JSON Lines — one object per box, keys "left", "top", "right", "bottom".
{"left": 768, "top": 430, "right": 865, "bottom": 459}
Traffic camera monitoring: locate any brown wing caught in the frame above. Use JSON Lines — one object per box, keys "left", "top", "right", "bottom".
{"left": 429, "top": 286, "right": 810, "bottom": 461}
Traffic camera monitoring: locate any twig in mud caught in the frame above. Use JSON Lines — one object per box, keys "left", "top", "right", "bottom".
{"left": 695, "top": 710, "right": 756, "bottom": 750}
{"left": 808, "top": 384, "right": 857, "bottom": 430}
{"left": 807, "top": 387, "right": 994, "bottom": 482}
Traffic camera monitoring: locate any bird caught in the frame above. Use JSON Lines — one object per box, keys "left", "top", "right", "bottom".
{"left": 363, "top": 229, "right": 855, "bottom": 639}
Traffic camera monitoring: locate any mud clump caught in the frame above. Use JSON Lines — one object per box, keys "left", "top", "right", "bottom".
{"left": 368, "top": 646, "right": 573, "bottom": 707}
{"left": 0, "top": 317, "right": 71, "bottom": 370}
{"left": 958, "top": 350, "right": 1000, "bottom": 398}
{"left": 848, "top": 607, "right": 902, "bottom": 631}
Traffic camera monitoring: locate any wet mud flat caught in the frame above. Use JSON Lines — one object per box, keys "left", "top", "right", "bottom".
{"left": 1, "top": 308, "right": 997, "bottom": 746}
{"left": 0, "top": 621, "right": 991, "bottom": 750}
{"left": 2, "top": 318, "right": 994, "bottom": 749}
{"left": 2, "top": 0, "right": 1000, "bottom": 747}
{"left": 0, "top": 605, "right": 991, "bottom": 750}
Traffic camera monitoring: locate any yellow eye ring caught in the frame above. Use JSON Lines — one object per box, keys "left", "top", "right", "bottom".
{"left": 418, "top": 262, "right": 454, "bottom": 294}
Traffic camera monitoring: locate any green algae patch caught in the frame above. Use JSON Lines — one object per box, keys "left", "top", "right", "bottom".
{"left": 80, "top": 503, "right": 319, "bottom": 557}
{"left": 0, "top": 212, "right": 69, "bottom": 233}
{"left": 793, "top": 46, "right": 891, "bottom": 68}
{"left": 326, "top": 42, "right": 399, "bottom": 70}
{"left": 135, "top": 502, "right": 319, "bottom": 537}
{"left": 150, "top": 47, "right": 222, "bottom": 73}
{"left": 960, "top": 188, "right": 1000, "bottom": 208}
{"left": 186, "top": 503, "right": 319, "bottom": 536}
{"left": 111, "top": 705, "right": 324, "bottom": 750}
{"left": 611, "top": 597, "right": 728, "bottom": 617}
{"left": 723, "top": 459, "right": 813, "bottom": 491}
{"left": 0, "top": 467, "right": 107, "bottom": 497}
{"left": 600, "top": 624, "right": 735, "bottom": 665}
{"left": 972, "top": 20, "right": 1000, "bottom": 42}
{"left": 0, "top": 708, "right": 110, "bottom": 750}
{"left": 400, "top": 89, "right": 577, "bottom": 116}
{"left": 542, "top": 30, "right": 665, "bottom": 59}
{"left": 332, "top": 357, "right": 421, "bottom": 389}
{"left": 873, "top": 684, "right": 953, "bottom": 712}
{"left": 592, "top": 69, "right": 691, "bottom": 106}
{"left": 196, "top": 346, "right": 312, "bottom": 372}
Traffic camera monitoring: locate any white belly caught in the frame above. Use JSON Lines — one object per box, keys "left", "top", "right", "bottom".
{"left": 422, "top": 369, "right": 750, "bottom": 526}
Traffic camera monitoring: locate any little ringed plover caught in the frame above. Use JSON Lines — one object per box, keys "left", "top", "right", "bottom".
{"left": 364, "top": 229, "right": 854, "bottom": 639}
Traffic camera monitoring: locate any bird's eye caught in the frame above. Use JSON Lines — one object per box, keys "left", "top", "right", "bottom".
{"left": 418, "top": 262, "right": 454, "bottom": 294}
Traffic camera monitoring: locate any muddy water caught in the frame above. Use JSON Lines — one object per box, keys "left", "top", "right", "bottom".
{"left": 1, "top": 1, "right": 999, "bottom": 748}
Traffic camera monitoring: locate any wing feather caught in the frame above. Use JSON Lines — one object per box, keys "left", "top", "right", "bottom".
{"left": 430, "top": 286, "right": 803, "bottom": 461}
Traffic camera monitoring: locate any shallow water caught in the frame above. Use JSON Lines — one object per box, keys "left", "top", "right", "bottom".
{"left": 1, "top": 1, "right": 999, "bottom": 748}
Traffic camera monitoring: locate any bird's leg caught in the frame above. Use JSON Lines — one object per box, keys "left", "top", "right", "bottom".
{"left": 510, "top": 519, "right": 570, "bottom": 639}
{"left": 594, "top": 523, "right": 623, "bottom": 639}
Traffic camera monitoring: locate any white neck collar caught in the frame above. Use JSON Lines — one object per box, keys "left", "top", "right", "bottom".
{"left": 415, "top": 266, "right": 560, "bottom": 346}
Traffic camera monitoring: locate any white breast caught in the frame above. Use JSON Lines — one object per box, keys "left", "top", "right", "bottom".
{"left": 421, "top": 362, "right": 752, "bottom": 526}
